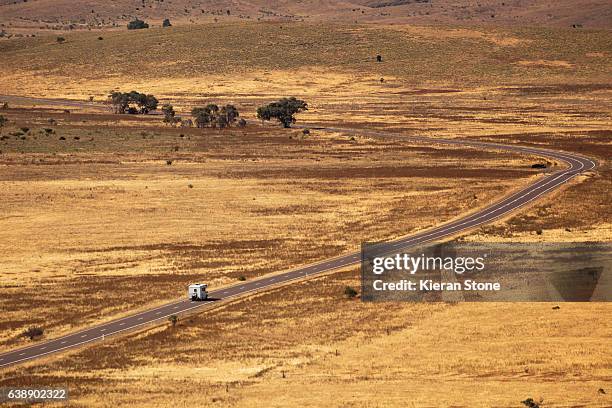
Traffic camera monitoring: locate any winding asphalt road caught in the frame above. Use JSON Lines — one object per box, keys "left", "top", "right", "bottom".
{"left": 0, "top": 126, "right": 597, "bottom": 369}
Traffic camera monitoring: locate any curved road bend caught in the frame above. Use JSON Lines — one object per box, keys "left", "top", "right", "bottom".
{"left": 0, "top": 127, "right": 597, "bottom": 369}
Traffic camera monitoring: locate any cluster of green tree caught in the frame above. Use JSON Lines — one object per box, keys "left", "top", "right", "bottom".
{"left": 108, "top": 91, "right": 159, "bottom": 114}
{"left": 108, "top": 91, "right": 307, "bottom": 130}
{"left": 191, "top": 104, "right": 240, "bottom": 128}
{"left": 127, "top": 19, "right": 149, "bottom": 30}
{"left": 256, "top": 97, "right": 308, "bottom": 128}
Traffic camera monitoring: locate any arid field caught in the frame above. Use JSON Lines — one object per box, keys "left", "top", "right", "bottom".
{"left": 0, "top": 19, "right": 610, "bottom": 407}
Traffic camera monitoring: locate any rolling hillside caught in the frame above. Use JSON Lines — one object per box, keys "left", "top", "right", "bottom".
{"left": 0, "top": 0, "right": 610, "bottom": 35}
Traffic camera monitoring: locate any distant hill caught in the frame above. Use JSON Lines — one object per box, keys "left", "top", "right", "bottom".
{"left": 0, "top": 0, "right": 610, "bottom": 35}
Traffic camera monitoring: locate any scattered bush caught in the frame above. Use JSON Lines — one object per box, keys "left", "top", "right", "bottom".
{"left": 20, "top": 127, "right": 29, "bottom": 133}
{"left": 166, "top": 159, "right": 173, "bottom": 165}
{"left": 56, "top": 36, "right": 65, "bottom": 43}
{"left": 344, "top": 286, "right": 358, "bottom": 299}
{"left": 0, "top": 115, "right": 7, "bottom": 129}
{"left": 168, "top": 315, "right": 178, "bottom": 327}
{"left": 162, "top": 18, "right": 172, "bottom": 27}
{"left": 22, "top": 326, "right": 44, "bottom": 340}
{"left": 1, "top": 102, "right": 8, "bottom": 109}
{"left": 238, "top": 275, "right": 246, "bottom": 281}
{"left": 127, "top": 19, "right": 149, "bottom": 30}
{"left": 521, "top": 398, "right": 541, "bottom": 408}
{"left": 237, "top": 118, "right": 247, "bottom": 128}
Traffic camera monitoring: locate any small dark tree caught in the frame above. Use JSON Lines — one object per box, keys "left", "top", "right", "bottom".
{"left": 205, "top": 103, "right": 219, "bottom": 125}
{"left": 127, "top": 19, "right": 149, "bottom": 30}
{"left": 108, "top": 91, "right": 129, "bottom": 113}
{"left": 168, "top": 315, "right": 178, "bottom": 327}
{"left": 256, "top": 97, "right": 307, "bottom": 128}
{"left": 162, "top": 18, "right": 172, "bottom": 27}
{"left": 192, "top": 106, "right": 212, "bottom": 128}
{"left": 219, "top": 104, "right": 239, "bottom": 128}
{"left": 162, "top": 104, "right": 180, "bottom": 125}
{"left": 56, "top": 36, "right": 66, "bottom": 43}
{"left": 192, "top": 104, "right": 218, "bottom": 128}
{"left": 376, "top": 54, "right": 382, "bottom": 62}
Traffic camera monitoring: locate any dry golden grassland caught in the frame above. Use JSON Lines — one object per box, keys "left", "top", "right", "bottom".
{"left": 0, "top": 107, "right": 535, "bottom": 354}
{"left": 2, "top": 272, "right": 610, "bottom": 407}
{"left": 0, "top": 21, "right": 610, "bottom": 407}
{"left": 0, "top": 23, "right": 610, "bottom": 98}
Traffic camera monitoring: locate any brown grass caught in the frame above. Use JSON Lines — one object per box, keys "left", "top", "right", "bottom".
{"left": 0, "top": 111, "right": 536, "bottom": 353}
{"left": 0, "top": 20, "right": 610, "bottom": 407}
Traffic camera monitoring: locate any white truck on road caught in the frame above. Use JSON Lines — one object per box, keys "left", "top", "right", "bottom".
{"left": 188, "top": 283, "right": 208, "bottom": 301}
